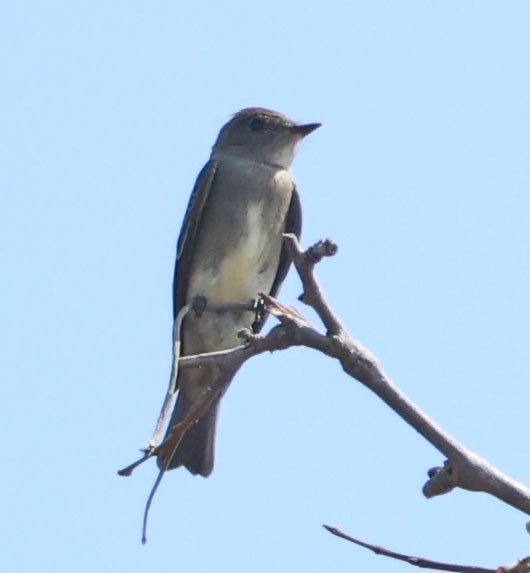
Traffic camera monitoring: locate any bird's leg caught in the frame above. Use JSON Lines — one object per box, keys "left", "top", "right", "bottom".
{"left": 191, "top": 295, "right": 208, "bottom": 317}
{"left": 253, "top": 295, "right": 266, "bottom": 324}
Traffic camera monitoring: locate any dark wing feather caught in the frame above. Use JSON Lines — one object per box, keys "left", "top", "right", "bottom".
{"left": 173, "top": 160, "right": 218, "bottom": 319}
{"left": 252, "top": 185, "right": 302, "bottom": 333}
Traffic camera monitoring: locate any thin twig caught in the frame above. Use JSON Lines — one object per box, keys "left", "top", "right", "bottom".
{"left": 144, "top": 298, "right": 257, "bottom": 453}
{"left": 282, "top": 233, "right": 344, "bottom": 336}
{"left": 323, "top": 525, "right": 496, "bottom": 573}
{"left": 145, "top": 303, "right": 192, "bottom": 452}
{"left": 142, "top": 470, "right": 165, "bottom": 544}
{"left": 117, "top": 452, "right": 152, "bottom": 477}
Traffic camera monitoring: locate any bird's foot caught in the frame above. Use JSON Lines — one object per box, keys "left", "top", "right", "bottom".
{"left": 191, "top": 295, "right": 208, "bottom": 317}
{"left": 238, "top": 327, "right": 262, "bottom": 345}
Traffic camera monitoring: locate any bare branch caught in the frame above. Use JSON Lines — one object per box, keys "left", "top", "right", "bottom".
{"left": 281, "top": 238, "right": 530, "bottom": 516}
{"left": 144, "top": 302, "right": 192, "bottom": 452}
{"left": 120, "top": 237, "right": 530, "bottom": 534}
{"left": 283, "top": 234, "right": 344, "bottom": 336}
{"left": 323, "top": 525, "right": 524, "bottom": 573}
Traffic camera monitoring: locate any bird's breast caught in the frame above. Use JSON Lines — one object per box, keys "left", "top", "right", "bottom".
{"left": 188, "top": 202, "right": 284, "bottom": 303}
{"left": 186, "top": 166, "right": 293, "bottom": 305}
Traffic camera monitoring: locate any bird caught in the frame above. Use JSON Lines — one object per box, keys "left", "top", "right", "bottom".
{"left": 158, "top": 107, "right": 320, "bottom": 476}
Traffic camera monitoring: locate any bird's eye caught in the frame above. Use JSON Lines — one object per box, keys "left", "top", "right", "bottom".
{"left": 248, "top": 118, "right": 266, "bottom": 132}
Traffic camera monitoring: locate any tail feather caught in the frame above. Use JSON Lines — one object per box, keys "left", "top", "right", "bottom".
{"left": 157, "top": 394, "right": 219, "bottom": 477}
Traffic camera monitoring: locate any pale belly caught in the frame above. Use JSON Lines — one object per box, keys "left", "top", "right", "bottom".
{"left": 186, "top": 202, "right": 283, "bottom": 304}
{"left": 182, "top": 206, "right": 286, "bottom": 355}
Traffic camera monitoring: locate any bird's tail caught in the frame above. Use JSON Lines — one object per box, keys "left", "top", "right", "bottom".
{"left": 157, "top": 391, "right": 219, "bottom": 477}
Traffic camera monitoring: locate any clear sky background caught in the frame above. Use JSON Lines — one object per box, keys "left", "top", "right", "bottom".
{"left": 2, "top": 2, "right": 530, "bottom": 572}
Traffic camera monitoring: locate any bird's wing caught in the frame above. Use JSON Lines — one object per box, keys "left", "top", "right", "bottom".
{"left": 252, "top": 185, "right": 302, "bottom": 333}
{"left": 173, "top": 160, "right": 218, "bottom": 319}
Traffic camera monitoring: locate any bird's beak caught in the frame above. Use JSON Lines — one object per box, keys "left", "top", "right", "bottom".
{"left": 289, "top": 122, "right": 322, "bottom": 137}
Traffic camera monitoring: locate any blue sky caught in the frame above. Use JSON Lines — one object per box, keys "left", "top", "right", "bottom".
{"left": 2, "top": 2, "right": 530, "bottom": 571}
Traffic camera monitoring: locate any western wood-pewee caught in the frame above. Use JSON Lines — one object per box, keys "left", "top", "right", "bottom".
{"left": 159, "top": 107, "right": 320, "bottom": 476}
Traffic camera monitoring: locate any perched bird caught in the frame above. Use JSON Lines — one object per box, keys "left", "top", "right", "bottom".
{"left": 159, "top": 107, "right": 320, "bottom": 476}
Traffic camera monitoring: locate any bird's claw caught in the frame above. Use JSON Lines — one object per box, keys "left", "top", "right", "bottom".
{"left": 191, "top": 295, "right": 208, "bottom": 317}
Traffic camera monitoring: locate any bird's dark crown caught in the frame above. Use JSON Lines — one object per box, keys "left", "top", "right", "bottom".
{"left": 230, "top": 107, "right": 295, "bottom": 129}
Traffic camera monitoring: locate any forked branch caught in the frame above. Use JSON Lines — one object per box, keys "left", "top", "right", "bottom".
{"left": 119, "top": 235, "right": 530, "bottom": 543}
